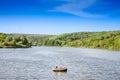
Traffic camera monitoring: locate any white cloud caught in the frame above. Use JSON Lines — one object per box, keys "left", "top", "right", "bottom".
{"left": 51, "top": 0, "right": 105, "bottom": 18}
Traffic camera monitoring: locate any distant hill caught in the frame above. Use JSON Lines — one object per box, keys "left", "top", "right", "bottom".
{"left": 1, "top": 30, "right": 120, "bottom": 50}
{"left": 8, "top": 33, "right": 55, "bottom": 46}
{"left": 39, "top": 30, "right": 120, "bottom": 50}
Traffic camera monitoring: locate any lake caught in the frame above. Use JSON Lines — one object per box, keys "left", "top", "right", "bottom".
{"left": 0, "top": 47, "right": 120, "bottom": 80}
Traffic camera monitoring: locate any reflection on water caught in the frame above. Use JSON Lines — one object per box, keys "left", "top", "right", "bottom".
{"left": 0, "top": 47, "right": 120, "bottom": 80}
{"left": 54, "top": 72, "right": 67, "bottom": 77}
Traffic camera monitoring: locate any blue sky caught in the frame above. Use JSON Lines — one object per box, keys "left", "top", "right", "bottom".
{"left": 0, "top": 0, "right": 120, "bottom": 34}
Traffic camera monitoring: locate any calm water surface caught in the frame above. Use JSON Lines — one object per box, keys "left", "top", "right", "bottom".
{"left": 0, "top": 47, "right": 120, "bottom": 80}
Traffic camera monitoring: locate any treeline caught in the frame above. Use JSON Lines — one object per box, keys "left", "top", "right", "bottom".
{"left": 8, "top": 33, "right": 54, "bottom": 46}
{"left": 0, "top": 33, "right": 31, "bottom": 48}
{"left": 1, "top": 31, "right": 120, "bottom": 50}
{"left": 39, "top": 31, "right": 120, "bottom": 50}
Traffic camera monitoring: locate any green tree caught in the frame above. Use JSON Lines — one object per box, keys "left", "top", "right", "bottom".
{"left": 20, "top": 35, "right": 28, "bottom": 45}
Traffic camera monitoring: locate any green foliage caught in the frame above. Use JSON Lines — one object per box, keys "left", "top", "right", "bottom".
{"left": 39, "top": 31, "right": 120, "bottom": 50}
{"left": 1, "top": 31, "right": 120, "bottom": 50}
{"left": 0, "top": 34, "right": 31, "bottom": 48}
{"left": 0, "top": 33, "right": 7, "bottom": 41}
{"left": 8, "top": 33, "right": 54, "bottom": 46}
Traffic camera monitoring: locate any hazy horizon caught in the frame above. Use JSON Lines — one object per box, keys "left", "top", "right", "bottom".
{"left": 1, "top": 30, "right": 120, "bottom": 35}
{"left": 0, "top": 0, "right": 120, "bottom": 34}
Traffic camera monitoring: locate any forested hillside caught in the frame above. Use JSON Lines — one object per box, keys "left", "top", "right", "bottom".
{"left": 39, "top": 31, "right": 120, "bottom": 50}
{"left": 8, "top": 33, "right": 54, "bottom": 46}
{"left": 1, "top": 31, "right": 120, "bottom": 50}
{"left": 0, "top": 33, "right": 31, "bottom": 48}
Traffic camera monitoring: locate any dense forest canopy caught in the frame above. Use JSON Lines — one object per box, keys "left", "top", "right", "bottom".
{"left": 39, "top": 31, "right": 120, "bottom": 50}
{"left": 1, "top": 30, "right": 120, "bottom": 50}
{"left": 8, "top": 33, "right": 54, "bottom": 46}
{"left": 0, "top": 33, "right": 31, "bottom": 48}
